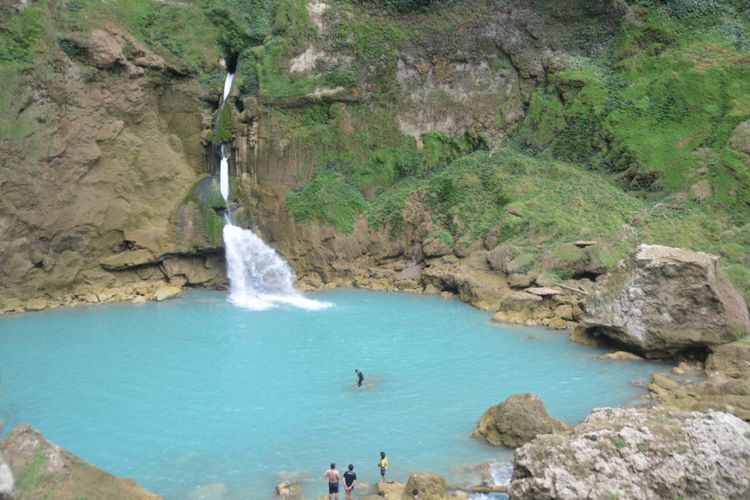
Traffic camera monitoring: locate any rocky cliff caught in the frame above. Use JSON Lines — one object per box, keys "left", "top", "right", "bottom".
{"left": 0, "top": 2, "right": 230, "bottom": 312}
{"left": 2, "top": 0, "right": 749, "bottom": 323}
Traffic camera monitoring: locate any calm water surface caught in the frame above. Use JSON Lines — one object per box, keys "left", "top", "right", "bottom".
{"left": 0, "top": 290, "right": 666, "bottom": 498}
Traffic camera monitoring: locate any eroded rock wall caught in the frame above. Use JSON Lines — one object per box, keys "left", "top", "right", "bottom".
{"left": 0, "top": 22, "right": 224, "bottom": 312}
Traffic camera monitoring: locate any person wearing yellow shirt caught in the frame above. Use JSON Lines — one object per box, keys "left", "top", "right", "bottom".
{"left": 378, "top": 451, "right": 388, "bottom": 483}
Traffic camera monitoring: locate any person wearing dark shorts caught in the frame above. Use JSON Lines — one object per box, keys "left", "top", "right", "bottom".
{"left": 324, "top": 463, "right": 340, "bottom": 500}
{"left": 343, "top": 464, "right": 357, "bottom": 500}
{"left": 378, "top": 451, "right": 388, "bottom": 482}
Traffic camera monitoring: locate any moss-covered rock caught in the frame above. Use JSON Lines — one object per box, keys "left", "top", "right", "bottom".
{"left": 0, "top": 425, "right": 159, "bottom": 500}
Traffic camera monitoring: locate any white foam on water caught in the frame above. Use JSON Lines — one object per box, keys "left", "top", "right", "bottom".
{"left": 223, "top": 224, "right": 331, "bottom": 312}
{"left": 489, "top": 463, "right": 513, "bottom": 486}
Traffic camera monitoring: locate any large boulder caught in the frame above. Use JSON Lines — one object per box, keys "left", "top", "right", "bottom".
{"left": 0, "top": 425, "right": 159, "bottom": 499}
{"left": 582, "top": 244, "right": 750, "bottom": 356}
{"left": 404, "top": 473, "right": 447, "bottom": 499}
{"left": 472, "top": 393, "right": 570, "bottom": 447}
{"left": 510, "top": 408, "right": 750, "bottom": 500}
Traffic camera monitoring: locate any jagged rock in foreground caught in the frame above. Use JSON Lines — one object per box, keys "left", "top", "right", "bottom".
{"left": 510, "top": 408, "right": 750, "bottom": 500}
{"left": 364, "top": 475, "right": 468, "bottom": 500}
{"left": 473, "top": 393, "right": 569, "bottom": 447}
{"left": 582, "top": 244, "right": 750, "bottom": 356}
{"left": 0, "top": 425, "right": 159, "bottom": 500}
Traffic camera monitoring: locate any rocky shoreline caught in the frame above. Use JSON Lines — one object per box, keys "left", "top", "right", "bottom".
{"left": 1, "top": 244, "right": 749, "bottom": 498}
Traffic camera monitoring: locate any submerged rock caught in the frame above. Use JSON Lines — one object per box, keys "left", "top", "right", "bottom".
{"left": 275, "top": 480, "right": 302, "bottom": 498}
{"left": 473, "top": 393, "right": 569, "bottom": 447}
{"left": 510, "top": 407, "right": 750, "bottom": 500}
{"left": 582, "top": 244, "right": 750, "bottom": 356}
{"left": 0, "top": 425, "right": 159, "bottom": 499}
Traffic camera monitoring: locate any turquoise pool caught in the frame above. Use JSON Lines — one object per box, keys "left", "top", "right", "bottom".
{"left": 0, "top": 290, "right": 666, "bottom": 498}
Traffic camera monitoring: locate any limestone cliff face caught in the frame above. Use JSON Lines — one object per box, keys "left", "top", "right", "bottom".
{"left": 0, "top": 21, "right": 224, "bottom": 312}
{"left": 233, "top": 0, "right": 627, "bottom": 287}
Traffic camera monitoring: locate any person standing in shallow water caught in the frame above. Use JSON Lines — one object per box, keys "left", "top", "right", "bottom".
{"left": 378, "top": 451, "right": 388, "bottom": 483}
{"left": 343, "top": 464, "right": 357, "bottom": 500}
{"left": 324, "top": 463, "right": 340, "bottom": 500}
{"left": 355, "top": 369, "right": 364, "bottom": 387}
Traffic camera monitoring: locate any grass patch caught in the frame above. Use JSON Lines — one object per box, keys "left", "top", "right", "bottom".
{"left": 15, "top": 447, "right": 47, "bottom": 492}
{"left": 611, "top": 435, "right": 627, "bottom": 449}
{"left": 286, "top": 169, "right": 367, "bottom": 233}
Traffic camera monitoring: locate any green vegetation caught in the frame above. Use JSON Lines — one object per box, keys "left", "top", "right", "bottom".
{"left": 1, "top": 0, "right": 748, "bottom": 300}
{"left": 612, "top": 435, "right": 627, "bottom": 449}
{"left": 181, "top": 177, "right": 228, "bottom": 246}
{"left": 15, "top": 448, "right": 47, "bottom": 492}
{"left": 213, "top": 105, "right": 234, "bottom": 145}
{"left": 287, "top": 169, "right": 367, "bottom": 233}
{"left": 0, "top": 3, "right": 45, "bottom": 64}
{"left": 278, "top": 0, "right": 750, "bottom": 299}
{"left": 354, "top": 0, "right": 439, "bottom": 13}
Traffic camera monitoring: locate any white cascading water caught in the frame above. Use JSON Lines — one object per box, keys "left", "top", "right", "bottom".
{"left": 219, "top": 145, "right": 229, "bottom": 201}
{"left": 218, "top": 73, "right": 234, "bottom": 201}
{"left": 216, "top": 72, "right": 329, "bottom": 311}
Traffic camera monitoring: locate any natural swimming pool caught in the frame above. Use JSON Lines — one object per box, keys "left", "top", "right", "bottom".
{"left": 0, "top": 289, "right": 667, "bottom": 498}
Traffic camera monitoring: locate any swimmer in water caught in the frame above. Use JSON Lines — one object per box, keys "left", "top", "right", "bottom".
{"left": 355, "top": 369, "right": 364, "bottom": 387}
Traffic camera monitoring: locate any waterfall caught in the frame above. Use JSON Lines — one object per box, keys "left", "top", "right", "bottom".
{"left": 215, "top": 72, "right": 329, "bottom": 311}
{"left": 219, "top": 145, "right": 229, "bottom": 201}
{"left": 222, "top": 72, "right": 234, "bottom": 101}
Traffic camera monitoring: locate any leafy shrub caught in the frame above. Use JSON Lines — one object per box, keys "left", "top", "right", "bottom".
{"left": 0, "top": 5, "right": 44, "bottom": 64}
{"left": 286, "top": 170, "right": 367, "bottom": 233}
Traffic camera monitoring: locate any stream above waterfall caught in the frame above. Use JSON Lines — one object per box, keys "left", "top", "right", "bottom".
{"left": 0, "top": 289, "right": 668, "bottom": 498}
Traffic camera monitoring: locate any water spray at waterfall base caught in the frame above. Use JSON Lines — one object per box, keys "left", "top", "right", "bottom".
{"left": 216, "top": 72, "right": 330, "bottom": 311}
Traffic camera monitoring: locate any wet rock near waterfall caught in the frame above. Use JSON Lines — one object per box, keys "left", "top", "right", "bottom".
{"left": 510, "top": 407, "right": 750, "bottom": 500}
{"left": 0, "top": 425, "right": 159, "bottom": 499}
{"left": 582, "top": 244, "right": 750, "bottom": 357}
{"left": 473, "top": 393, "right": 570, "bottom": 447}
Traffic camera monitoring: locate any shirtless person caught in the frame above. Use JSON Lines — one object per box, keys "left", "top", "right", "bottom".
{"left": 324, "top": 463, "right": 340, "bottom": 500}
